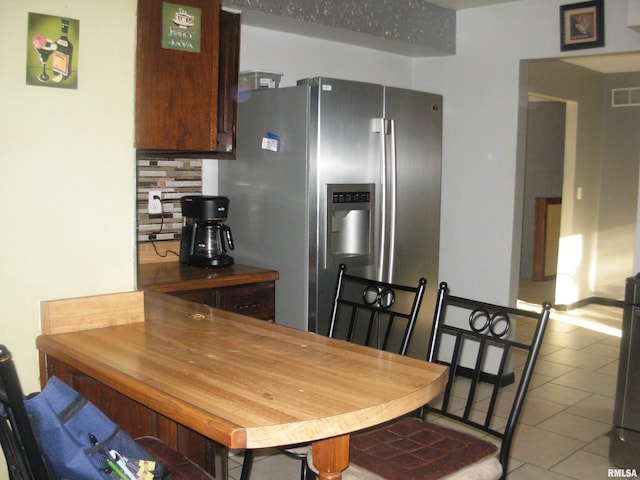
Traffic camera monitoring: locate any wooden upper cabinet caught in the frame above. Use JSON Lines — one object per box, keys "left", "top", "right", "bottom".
{"left": 136, "top": 0, "right": 233, "bottom": 155}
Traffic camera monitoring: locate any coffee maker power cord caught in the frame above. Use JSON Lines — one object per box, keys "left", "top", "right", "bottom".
{"left": 149, "top": 196, "right": 179, "bottom": 259}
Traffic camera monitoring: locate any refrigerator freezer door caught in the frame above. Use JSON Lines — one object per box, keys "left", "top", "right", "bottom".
{"left": 219, "top": 85, "right": 311, "bottom": 330}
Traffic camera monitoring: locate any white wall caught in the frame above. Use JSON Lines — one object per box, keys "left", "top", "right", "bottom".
{"left": 238, "top": 25, "right": 414, "bottom": 89}
{"left": 411, "top": 0, "right": 640, "bottom": 304}
{"left": 1, "top": 0, "right": 137, "bottom": 399}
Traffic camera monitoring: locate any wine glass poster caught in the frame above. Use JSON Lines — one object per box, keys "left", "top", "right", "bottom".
{"left": 26, "top": 13, "right": 79, "bottom": 89}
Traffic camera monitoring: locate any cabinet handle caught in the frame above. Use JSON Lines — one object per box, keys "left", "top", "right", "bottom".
{"left": 234, "top": 302, "right": 259, "bottom": 310}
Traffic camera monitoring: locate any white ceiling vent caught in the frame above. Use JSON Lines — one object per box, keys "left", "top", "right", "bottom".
{"left": 611, "top": 87, "right": 640, "bottom": 107}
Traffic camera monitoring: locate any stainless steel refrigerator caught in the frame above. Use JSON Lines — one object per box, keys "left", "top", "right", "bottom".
{"left": 219, "top": 77, "right": 442, "bottom": 358}
{"left": 610, "top": 274, "right": 640, "bottom": 467}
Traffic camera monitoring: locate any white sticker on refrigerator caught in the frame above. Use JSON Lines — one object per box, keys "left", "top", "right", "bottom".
{"left": 261, "top": 132, "right": 280, "bottom": 152}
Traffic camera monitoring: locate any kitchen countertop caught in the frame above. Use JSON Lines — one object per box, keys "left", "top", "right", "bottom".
{"left": 137, "top": 261, "right": 280, "bottom": 293}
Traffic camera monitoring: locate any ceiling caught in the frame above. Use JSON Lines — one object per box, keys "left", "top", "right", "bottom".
{"left": 427, "top": 0, "right": 521, "bottom": 9}
{"left": 561, "top": 53, "right": 640, "bottom": 73}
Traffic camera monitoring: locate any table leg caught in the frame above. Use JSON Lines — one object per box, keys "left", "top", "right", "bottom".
{"left": 311, "top": 434, "right": 350, "bottom": 480}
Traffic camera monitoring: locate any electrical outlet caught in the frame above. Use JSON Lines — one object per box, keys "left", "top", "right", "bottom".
{"left": 148, "top": 191, "right": 162, "bottom": 214}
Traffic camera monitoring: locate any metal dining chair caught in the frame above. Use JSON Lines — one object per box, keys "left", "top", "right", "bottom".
{"left": 0, "top": 345, "right": 216, "bottom": 480}
{"left": 240, "top": 263, "right": 427, "bottom": 480}
{"left": 321, "top": 281, "right": 551, "bottom": 480}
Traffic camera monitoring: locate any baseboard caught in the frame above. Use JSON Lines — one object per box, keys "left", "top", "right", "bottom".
{"left": 554, "top": 296, "right": 624, "bottom": 311}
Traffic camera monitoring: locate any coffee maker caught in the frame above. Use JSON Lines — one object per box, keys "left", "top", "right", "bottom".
{"left": 179, "top": 195, "right": 234, "bottom": 268}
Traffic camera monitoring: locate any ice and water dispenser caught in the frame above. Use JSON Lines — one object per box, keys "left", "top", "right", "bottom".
{"left": 325, "top": 184, "right": 374, "bottom": 268}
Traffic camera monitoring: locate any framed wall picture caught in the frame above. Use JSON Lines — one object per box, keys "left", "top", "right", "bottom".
{"left": 560, "top": 0, "right": 604, "bottom": 51}
{"left": 27, "top": 12, "right": 79, "bottom": 89}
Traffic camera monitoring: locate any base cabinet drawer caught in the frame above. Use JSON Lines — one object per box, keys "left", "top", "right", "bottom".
{"left": 215, "top": 283, "right": 275, "bottom": 321}
{"left": 168, "top": 282, "right": 275, "bottom": 322}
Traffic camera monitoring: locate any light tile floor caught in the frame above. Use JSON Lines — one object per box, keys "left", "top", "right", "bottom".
{"left": 227, "top": 280, "right": 627, "bottom": 479}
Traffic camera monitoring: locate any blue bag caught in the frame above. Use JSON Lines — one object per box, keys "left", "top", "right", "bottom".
{"left": 25, "top": 376, "right": 166, "bottom": 480}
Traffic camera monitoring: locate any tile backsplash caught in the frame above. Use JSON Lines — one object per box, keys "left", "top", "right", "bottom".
{"left": 136, "top": 155, "right": 202, "bottom": 243}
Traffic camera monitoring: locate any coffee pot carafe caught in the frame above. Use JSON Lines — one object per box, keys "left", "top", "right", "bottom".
{"left": 179, "top": 195, "right": 235, "bottom": 268}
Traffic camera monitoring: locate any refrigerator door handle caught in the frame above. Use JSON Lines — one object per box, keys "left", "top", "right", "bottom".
{"left": 375, "top": 118, "right": 387, "bottom": 282}
{"left": 375, "top": 118, "right": 397, "bottom": 283}
{"left": 386, "top": 118, "right": 398, "bottom": 284}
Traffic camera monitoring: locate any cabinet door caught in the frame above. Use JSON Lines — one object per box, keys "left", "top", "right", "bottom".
{"left": 135, "top": 0, "right": 221, "bottom": 151}
{"left": 216, "top": 10, "right": 240, "bottom": 157}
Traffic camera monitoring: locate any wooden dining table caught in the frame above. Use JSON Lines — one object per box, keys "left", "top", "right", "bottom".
{"left": 37, "top": 290, "right": 448, "bottom": 480}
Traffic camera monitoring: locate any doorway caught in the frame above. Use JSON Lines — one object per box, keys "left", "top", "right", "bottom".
{"left": 518, "top": 54, "right": 640, "bottom": 308}
{"left": 519, "top": 96, "right": 567, "bottom": 305}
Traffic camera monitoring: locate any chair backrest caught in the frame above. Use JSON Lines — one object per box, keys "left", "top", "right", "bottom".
{"left": 0, "top": 345, "right": 54, "bottom": 480}
{"left": 327, "top": 264, "right": 427, "bottom": 355}
{"left": 424, "top": 282, "right": 551, "bottom": 472}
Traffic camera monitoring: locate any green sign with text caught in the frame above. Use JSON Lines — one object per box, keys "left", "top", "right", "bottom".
{"left": 162, "top": 2, "right": 201, "bottom": 53}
